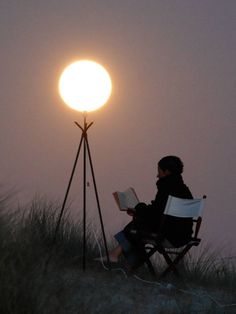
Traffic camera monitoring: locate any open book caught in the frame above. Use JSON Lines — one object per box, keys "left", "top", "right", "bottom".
{"left": 113, "top": 187, "right": 139, "bottom": 211}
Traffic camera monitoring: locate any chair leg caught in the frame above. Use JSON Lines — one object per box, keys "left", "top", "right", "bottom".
{"left": 160, "top": 245, "right": 193, "bottom": 278}
{"left": 159, "top": 251, "right": 180, "bottom": 278}
{"left": 160, "top": 265, "right": 179, "bottom": 278}
{"left": 139, "top": 246, "right": 157, "bottom": 278}
{"left": 145, "top": 258, "right": 157, "bottom": 278}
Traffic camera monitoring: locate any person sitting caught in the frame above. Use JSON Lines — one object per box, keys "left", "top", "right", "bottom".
{"left": 103, "top": 155, "right": 193, "bottom": 270}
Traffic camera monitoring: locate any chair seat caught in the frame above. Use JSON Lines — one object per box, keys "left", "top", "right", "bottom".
{"left": 142, "top": 235, "right": 201, "bottom": 248}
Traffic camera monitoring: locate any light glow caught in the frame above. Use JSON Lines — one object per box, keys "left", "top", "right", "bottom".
{"left": 58, "top": 60, "right": 112, "bottom": 112}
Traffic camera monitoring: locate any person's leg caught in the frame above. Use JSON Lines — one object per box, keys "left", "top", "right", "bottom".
{"left": 95, "top": 222, "right": 141, "bottom": 266}
{"left": 95, "top": 230, "right": 133, "bottom": 263}
{"left": 108, "top": 244, "right": 123, "bottom": 262}
{"left": 114, "top": 231, "right": 142, "bottom": 268}
{"left": 94, "top": 245, "right": 122, "bottom": 262}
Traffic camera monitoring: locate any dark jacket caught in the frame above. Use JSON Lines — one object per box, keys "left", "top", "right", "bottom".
{"left": 127, "top": 174, "right": 193, "bottom": 247}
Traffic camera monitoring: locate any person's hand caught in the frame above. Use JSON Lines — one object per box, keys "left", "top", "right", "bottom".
{"left": 127, "top": 208, "right": 135, "bottom": 216}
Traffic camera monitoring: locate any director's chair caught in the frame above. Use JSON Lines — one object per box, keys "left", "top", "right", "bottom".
{"left": 141, "top": 195, "right": 206, "bottom": 278}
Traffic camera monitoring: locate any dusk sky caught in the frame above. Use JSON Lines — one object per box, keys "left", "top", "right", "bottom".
{"left": 1, "top": 1, "right": 235, "bottom": 255}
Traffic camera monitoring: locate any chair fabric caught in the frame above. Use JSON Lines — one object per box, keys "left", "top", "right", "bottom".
{"left": 141, "top": 195, "right": 206, "bottom": 278}
{"left": 164, "top": 196, "right": 205, "bottom": 217}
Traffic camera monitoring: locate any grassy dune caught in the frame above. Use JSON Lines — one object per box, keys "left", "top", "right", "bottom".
{"left": 0, "top": 194, "right": 235, "bottom": 314}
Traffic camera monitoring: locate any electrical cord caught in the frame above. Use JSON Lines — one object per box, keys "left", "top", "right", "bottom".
{"left": 92, "top": 225, "right": 236, "bottom": 309}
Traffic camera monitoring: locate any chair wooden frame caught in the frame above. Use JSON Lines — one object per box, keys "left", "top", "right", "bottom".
{"left": 141, "top": 195, "right": 206, "bottom": 278}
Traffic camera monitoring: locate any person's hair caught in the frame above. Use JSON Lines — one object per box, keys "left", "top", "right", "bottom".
{"left": 158, "top": 156, "right": 184, "bottom": 174}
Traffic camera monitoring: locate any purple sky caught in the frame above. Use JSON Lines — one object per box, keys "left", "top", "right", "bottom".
{"left": 1, "top": 1, "right": 236, "bottom": 255}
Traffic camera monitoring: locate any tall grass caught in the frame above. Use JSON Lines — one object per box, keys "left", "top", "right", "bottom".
{"left": 0, "top": 194, "right": 235, "bottom": 313}
{"left": 184, "top": 245, "right": 236, "bottom": 289}
{"left": 0, "top": 195, "right": 100, "bottom": 313}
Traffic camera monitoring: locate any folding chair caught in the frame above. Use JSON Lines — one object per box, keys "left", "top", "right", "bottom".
{"left": 141, "top": 195, "right": 206, "bottom": 278}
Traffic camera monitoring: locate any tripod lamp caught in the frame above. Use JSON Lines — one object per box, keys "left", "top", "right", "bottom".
{"left": 56, "top": 59, "right": 112, "bottom": 270}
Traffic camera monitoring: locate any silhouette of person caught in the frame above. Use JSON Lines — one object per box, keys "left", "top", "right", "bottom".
{"left": 99, "top": 156, "right": 193, "bottom": 270}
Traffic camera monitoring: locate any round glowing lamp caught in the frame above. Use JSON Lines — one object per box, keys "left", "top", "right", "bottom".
{"left": 58, "top": 60, "right": 112, "bottom": 112}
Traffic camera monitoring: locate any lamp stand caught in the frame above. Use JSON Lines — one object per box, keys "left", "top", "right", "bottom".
{"left": 53, "top": 113, "right": 110, "bottom": 271}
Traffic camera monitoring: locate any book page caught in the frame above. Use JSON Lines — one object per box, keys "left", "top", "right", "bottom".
{"left": 113, "top": 187, "right": 139, "bottom": 210}
{"left": 123, "top": 188, "right": 139, "bottom": 209}
{"left": 116, "top": 192, "right": 127, "bottom": 209}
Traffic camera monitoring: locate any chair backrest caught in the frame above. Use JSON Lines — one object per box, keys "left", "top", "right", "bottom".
{"left": 164, "top": 195, "right": 206, "bottom": 218}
